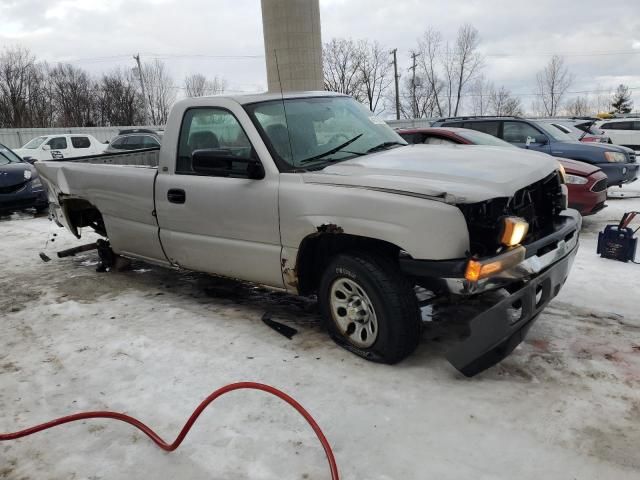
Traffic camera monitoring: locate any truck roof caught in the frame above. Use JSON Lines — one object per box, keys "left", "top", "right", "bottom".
{"left": 219, "top": 90, "right": 346, "bottom": 105}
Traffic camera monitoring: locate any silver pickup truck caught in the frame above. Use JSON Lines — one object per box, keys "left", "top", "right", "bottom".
{"left": 36, "top": 92, "right": 580, "bottom": 376}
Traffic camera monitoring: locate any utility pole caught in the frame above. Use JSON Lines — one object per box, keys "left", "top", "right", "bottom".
{"left": 391, "top": 49, "right": 400, "bottom": 120}
{"left": 133, "top": 53, "right": 151, "bottom": 126}
{"left": 409, "top": 51, "right": 419, "bottom": 119}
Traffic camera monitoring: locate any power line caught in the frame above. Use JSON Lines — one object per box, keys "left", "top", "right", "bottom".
{"left": 399, "top": 86, "right": 640, "bottom": 99}
{"left": 484, "top": 50, "right": 640, "bottom": 58}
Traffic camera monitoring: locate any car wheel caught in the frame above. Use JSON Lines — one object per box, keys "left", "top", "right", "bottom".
{"left": 318, "top": 252, "right": 421, "bottom": 364}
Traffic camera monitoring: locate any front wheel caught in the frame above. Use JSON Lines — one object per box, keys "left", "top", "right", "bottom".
{"left": 318, "top": 253, "right": 421, "bottom": 364}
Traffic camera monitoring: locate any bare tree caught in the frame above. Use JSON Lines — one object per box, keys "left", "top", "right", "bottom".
{"left": 184, "top": 73, "right": 227, "bottom": 97}
{"left": 413, "top": 25, "right": 483, "bottom": 117}
{"left": 97, "top": 68, "right": 144, "bottom": 125}
{"left": 143, "top": 59, "right": 176, "bottom": 125}
{"left": 535, "top": 55, "right": 572, "bottom": 116}
{"left": 565, "top": 96, "right": 591, "bottom": 116}
{"left": 49, "top": 63, "right": 98, "bottom": 126}
{"left": 470, "top": 76, "right": 492, "bottom": 115}
{"left": 489, "top": 86, "right": 523, "bottom": 116}
{"left": 0, "top": 47, "right": 40, "bottom": 127}
{"left": 451, "top": 24, "right": 483, "bottom": 116}
{"left": 416, "top": 28, "right": 444, "bottom": 116}
{"left": 357, "top": 40, "right": 393, "bottom": 114}
{"left": 323, "top": 38, "right": 364, "bottom": 100}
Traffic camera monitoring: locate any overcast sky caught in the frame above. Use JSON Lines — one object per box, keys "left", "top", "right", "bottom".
{"left": 1, "top": 0, "right": 638, "bottom": 113}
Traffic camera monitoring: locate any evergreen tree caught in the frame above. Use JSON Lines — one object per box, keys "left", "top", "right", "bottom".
{"left": 611, "top": 84, "right": 633, "bottom": 114}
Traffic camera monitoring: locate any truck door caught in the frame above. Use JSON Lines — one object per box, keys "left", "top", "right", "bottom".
{"left": 45, "top": 136, "right": 70, "bottom": 159}
{"left": 154, "top": 106, "right": 284, "bottom": 289}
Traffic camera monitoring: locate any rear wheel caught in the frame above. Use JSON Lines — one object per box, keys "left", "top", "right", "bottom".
{"left": 318, "top": 253, "right": 421, "bottom": 364}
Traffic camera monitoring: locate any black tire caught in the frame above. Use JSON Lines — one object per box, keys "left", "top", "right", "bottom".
{"left": 318, "top": 252, "right": 421, "bottom": 364}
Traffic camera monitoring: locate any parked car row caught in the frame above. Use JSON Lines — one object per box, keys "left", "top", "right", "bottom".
{"left": 430, "top": 116, "right": 638, "bottom": 187}
{"left": 397, "top": 127, "right": 608, "bottom": 216}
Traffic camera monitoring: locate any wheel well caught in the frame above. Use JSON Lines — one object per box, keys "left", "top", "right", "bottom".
{"left": 295, "top": 233, "right": 401, "bottom": 295}
{"left": 61, "top": 198, "right": 107, "bottom": 237}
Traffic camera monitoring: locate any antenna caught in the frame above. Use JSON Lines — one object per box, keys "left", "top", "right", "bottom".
{"left": 274, "top": 49, "right": 296, "bottom": 168}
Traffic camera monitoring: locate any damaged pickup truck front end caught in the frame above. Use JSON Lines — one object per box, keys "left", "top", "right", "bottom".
{"left": 399, "top": 169, "right": 579, "bottom": 376}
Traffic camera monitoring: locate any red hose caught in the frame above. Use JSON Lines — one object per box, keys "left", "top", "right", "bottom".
{"left": 0, "top": 382, "right": 339, "bottom": 480}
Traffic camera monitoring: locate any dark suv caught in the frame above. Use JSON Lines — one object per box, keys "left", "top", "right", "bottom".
{"left": 105, "top": 129, "right": 163, "bottom": 153}
{"left": 432, "top": 116, "right": 638, "bottom": 186}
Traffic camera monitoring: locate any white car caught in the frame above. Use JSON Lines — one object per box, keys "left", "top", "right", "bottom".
{"left": 14, "top": 134, "right": 106, "bottom": 162}
{"left": 596, "top": 118, "right": 640, "bottom": 151}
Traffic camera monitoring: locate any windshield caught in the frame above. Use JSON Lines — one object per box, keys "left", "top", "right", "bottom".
{"left": 0, "top": 144, "right": 24, "bottom": 165}
{"left": 244, "top": 96, "right": 406, "bottom": 169}
{"left": 23, "top": 136, "right": 47, "bottom": 149}
{"left": 534, "top": 121, "right": 576, "bottom": 142}
{"left": 456, "top": 129, "right": 515, "bottom": 148}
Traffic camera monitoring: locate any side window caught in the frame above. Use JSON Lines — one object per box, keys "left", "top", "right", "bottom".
{"left": 602, "top": 121, "right": 632, "bottom": 130}
{"left": 423, "top": 136, "right": 456, "bottom": 145}
{"left": 142, "top": 135, "right": 160, "bottom": 147}
{"left": 443, "top": 121, "right": 464, "bottom": 128}
{"left": 398, "top": 133, "right": 416, "bottom": 143}
{"left": 124, "top": 136, "right": 144, "bottom": 150}
{"left": 71, "top": 136, "right": 91, "bottom": 148}
{"left": 551, "top": 124, "right": 572, "bottom": 134}
{"left": 464, "top": 121, "right": 500, "bottom": 136}
{"left": 502, "top": 122, "right": 542, "bottom": 143}
{"left": 633, "top": 121, "right": 640, "bottom": 131}
{"left": 110, "top": 137, "right": 126, "bottom": 149}
{"left": 176, "top": 108, "right": 253, "bottom": 175}
{"left": 47, "top": 137, "right": 68, "bottom": 149}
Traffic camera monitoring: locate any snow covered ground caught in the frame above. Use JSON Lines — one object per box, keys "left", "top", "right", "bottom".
{"left": 1, "top": 189, "right": 639, "bottom": 480}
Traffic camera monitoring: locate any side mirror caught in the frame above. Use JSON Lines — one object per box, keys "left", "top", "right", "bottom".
{"left": 23, "top": 157, "right": 36, "bottom": 164}
{"left": 525, "top": 135, "right": 548, "bottom": 146}
{"left": 192, "top": 149, "right": 265, "bottom": 180}
{"left": 42, "top": 145, "right": 51, "bottom": 151}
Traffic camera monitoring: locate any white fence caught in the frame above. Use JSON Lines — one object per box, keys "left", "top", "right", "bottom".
{"left": 0, "top": 126, "right": 158, "bottom": 149}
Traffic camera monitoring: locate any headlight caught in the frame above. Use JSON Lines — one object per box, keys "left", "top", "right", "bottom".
{"left": 604, "top": 151, "right": 626, "bottom": 163}
{"left": 564, "top": 174, "right": 588, "bottom": 185}
{"left": 31, "top": 178, "right": 43, "bottom": 188}
{"left": 557, "top": 164, "right": 566, "bottom": 183}
{"left": 499, "top": 216, "right": 529, "bottom": 247}
{"left": 23, "top": 169, "right": 32, "bottom": 180}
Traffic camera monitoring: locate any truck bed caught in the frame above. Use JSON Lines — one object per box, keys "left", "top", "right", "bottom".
{"left": 35, "top": 149, "right": 166, "bottom": 262}
{"left": 53, "top": 147, "right": 160, "bottom": 167}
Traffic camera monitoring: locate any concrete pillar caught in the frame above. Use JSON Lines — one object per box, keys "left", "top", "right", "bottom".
{"left": 261, "top": 0, "right": 323, "bottom": 92}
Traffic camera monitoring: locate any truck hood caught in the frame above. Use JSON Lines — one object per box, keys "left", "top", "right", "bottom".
{"left": 302, "top": 144, "right": 559, "bottom": 204}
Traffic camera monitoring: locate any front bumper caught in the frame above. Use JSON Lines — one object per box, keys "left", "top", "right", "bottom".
{"left": 0, "top": 187, "right": 47, "bottom": 213}
{"left": 445, "top": 242, "right": 577, "bottom": 376}
{"left": 598, "top": 162, "right": 639, "bottom": 186}
{"left": 400, "top": 210, "right": 581, "bottom": 376}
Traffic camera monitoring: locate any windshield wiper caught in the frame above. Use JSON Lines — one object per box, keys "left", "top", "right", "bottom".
{"left": 366, "top": 141, "right": 406, "bottom": 153}
{"left": 299, "top": 133, "right": 363, "bottom": 164}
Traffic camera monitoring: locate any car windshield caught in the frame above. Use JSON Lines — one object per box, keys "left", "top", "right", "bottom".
{"left": 245, "top": 96, "right": 406, "bottom": 169}
{"left": 456, "top": 129, "right": 515, "bottom": 147}
{"left": 534, "top": 121, "right": 576, "bottom": 142}
{"left": 0, "top": 144, "right": 23, "bottom": 165}
{"left": 23, "top": 136, "right": 47, "bottom": 149}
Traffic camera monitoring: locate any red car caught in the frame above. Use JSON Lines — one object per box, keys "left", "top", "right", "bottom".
{"left": 397, "top": 127, "right": 608, "bottom": 216}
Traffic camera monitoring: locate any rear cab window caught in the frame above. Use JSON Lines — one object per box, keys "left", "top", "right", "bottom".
{"left": 71, "top": 136, "right": 91, "bottom": 148}
{"left": 47, "top": 137, "right": 68, "bottom": 149}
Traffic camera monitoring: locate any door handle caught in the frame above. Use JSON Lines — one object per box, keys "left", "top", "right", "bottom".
{"left": 167, "top": 188, "right": 186, "bottom": 204}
